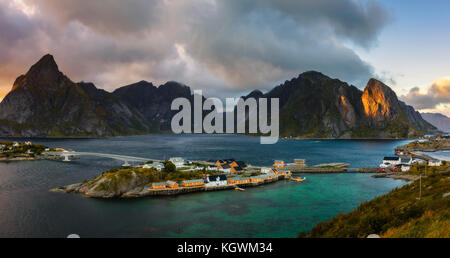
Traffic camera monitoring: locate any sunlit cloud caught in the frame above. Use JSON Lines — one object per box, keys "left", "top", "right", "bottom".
{"left": 401, "top": 77, "right": 450, "bottom": 116}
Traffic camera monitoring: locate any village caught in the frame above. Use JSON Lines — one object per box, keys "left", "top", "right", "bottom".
{"left": 3, "top": 138, "right": 449, "bottom": 198}
{"left": 0, "top": 140, "right": 47, "bottom": 161}
{"left": 136, "top": 157, "right": 295, "bottom": 192}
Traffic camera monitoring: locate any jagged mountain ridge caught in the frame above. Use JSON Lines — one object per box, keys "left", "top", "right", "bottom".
{"left": 242, "top": 71, "right": 437, "bottom": 138}
{"left": 0, "top": 55, "right": 151, "bottom": 137}
{"left": 112, "top": 80, "right": 194, "bottom": 131}
{"left": 0, "top": 54, "right": 436, "bottom": 138}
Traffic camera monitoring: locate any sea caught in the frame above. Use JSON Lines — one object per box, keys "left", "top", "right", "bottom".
{"left": 0, "top": 134, "right": 411, "bottom": 237}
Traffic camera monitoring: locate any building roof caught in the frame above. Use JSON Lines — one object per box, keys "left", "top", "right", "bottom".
{"left": 166, "top": 180, "right": 177, "bottom": 185}
{"left": 221, "top": 164, "right": 231, "bottom": 169}
{"left": 152, "top": 182, "right": 166, "bottom": 186}
{"left": 208, "top": 175, "right": 227, "bottom": 182}
{"left": 233, "top": 166, "right": 243, "bottom": 171}
{"left": 183, "top": 179, "right": 204, "bottom": 184}
{"left": 235, "top": 161, "right": 247, "bottom": 167}
{"left": 384, "top": 157, "right": 400, "bottom": 161}
{"left": 229, "top": 177, "right": 250, "bottom": 181}
{"left": 401, "top": 158, "right": 412, "bottom": 163}
{"left": 251, "top": 175, "right": 267, "bottom": 179}
{"left": 208, "top": 165, "right": 217, "bottom": 168}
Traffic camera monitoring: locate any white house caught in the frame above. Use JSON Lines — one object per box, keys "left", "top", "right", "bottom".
{"left": 218, "top": 164, "right": 232, "bottom": 174}
{"left": 429, "top": 160, "right": 443, "bottom": 167}
{"left": 261, "top": 167, "right": 272, "bottom": 174}
{"left": 204, "top": 175, "right": 228, "bottom": 187}
{"left": 13, "top": 142, "right": 19, "bottom": 147}
{"left": 24, "top": 141, "right": 32, "bottom": 145}
{"left": 143, "top": 163, "right": 163, "bottom": 171}
{"left": 383, "top": 157, "right": 400, "bottom": 165}
{"left": 401, "top": 165, "right": 411, "bottom": 172}
{"left": 169, "top": 157, "right": 185, "bottom": 169}
{"left": 207, "top": 165, "right": 219, "bottom": 171}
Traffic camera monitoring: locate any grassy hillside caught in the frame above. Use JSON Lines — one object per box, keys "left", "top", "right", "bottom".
{"left": 300, "top": 168, "right": 450, "bottom": 238}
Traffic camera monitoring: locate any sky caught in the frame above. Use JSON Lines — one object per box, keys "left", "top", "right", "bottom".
{"left": 0, "top": 0, "right": 449, "bottom": 116}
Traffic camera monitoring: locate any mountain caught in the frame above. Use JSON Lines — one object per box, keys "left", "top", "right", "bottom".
{"left": 112, "top": 81, "right": 193, "bottom": 131}
{"left": 0, "top": 54, "right": 151, "bottom": 137}
{"left": 420, "top": 113, "right": 450, "bottom": 132}
{"left": 0, "top": 54, "right": 437, "bottom": 138}
{"left": 243, "top": 71, "right": 437, "bottom": 138}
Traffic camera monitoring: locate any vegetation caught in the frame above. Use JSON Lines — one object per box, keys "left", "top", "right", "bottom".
{"left": 401, "top": 139, "right": 450, "bottom": 151}
{"left": 163, "top": 161, "right": 176, "bottom": 172}
{"left": 0, "top": 141, "right": 47, "bottom": 158}
{"left": 299, "top": 170, "right": 450, "bottom": 238}
{"left": 84, "top": 166, "right": 223, "bottom": 194}
{"left": 405, "top": 162, "right": 448, "bottom": 176}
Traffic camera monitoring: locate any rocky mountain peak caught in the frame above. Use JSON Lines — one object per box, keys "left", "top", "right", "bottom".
{"left": 12, "top": 54, "right": 64, "bottom": 92}
{"left": 27, "top": 54, "right": 60, "bottom": 80}
{"left": 362, "top": 78, "right": 399, "bottom": 122}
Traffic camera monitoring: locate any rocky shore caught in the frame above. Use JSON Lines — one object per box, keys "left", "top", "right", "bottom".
{"left": 51, "top": 168, "right": 287, "bottom": 198}
{"left": 372, "top": 173, "right": 418, "bottom": 181}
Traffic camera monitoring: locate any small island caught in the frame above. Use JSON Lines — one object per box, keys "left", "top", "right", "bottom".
{"left": 52, "top": 160, "right": 291, "bottom": 198}
{"left": 397, "top": 135, "right": 450, "bottom": 153}
{"left": 0, "top": 140, "right": 47, "bottom": 161}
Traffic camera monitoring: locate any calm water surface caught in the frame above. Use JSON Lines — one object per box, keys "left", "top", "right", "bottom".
{"left": 0, "top": 135, "right": 410, "bottom": 237}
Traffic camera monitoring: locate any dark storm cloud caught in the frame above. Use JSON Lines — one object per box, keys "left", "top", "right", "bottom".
{"left": 1, "top": 0, "right": 391, "bottom": 97}
{"left": 28, "top": 0, "right": 162, "bottom": 35}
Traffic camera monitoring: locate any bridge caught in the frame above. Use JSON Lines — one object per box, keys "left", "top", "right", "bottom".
{"left": 45, "top": 151, "right": 161, "bottom": 166}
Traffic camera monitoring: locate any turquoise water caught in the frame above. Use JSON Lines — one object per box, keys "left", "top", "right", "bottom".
{"left": 0, "top": 135, "right": 410, "bottom": 237}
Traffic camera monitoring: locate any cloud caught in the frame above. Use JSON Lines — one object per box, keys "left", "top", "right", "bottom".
{"left": 401, "top": 77, "right": 450, "bottom": 110}
{"left": 0, "top": 0, "right": 391, "bottom": 98}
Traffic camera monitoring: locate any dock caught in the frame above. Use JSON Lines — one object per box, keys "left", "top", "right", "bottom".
{"left": 121, "top": 174, "right": 290, "bottom": 197}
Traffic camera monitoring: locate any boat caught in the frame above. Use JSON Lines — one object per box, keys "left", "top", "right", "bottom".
{"left": 292, "top": 177, "right": 306, "bottom": 182}
{"left": 235, "top": 187, "right": 245, "bottom": 191}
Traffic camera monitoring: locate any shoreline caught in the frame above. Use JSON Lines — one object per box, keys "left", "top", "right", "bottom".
{"left": 51, "top": 175, "right": 288, "bottom": 198}
{"left": 371, "top": 173, "right": 418, "bottom": 181}
{"left": 1, "top": 134, "right": 420, "bottom": 140}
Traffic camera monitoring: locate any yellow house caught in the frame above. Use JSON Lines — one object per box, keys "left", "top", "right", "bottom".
{"left": 152, "top": 182, "right": 166, "bottom": 189}
{"left": 166, "top": 181, "right": 179, "bottom": 188}
{"left": 182, "top": 179, "right": 205, "bottom": 187}
{"left": 228, "top": 177, "right": 250, "bottom": 184}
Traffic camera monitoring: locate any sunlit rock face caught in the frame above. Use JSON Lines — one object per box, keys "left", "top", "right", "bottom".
{"left": 362, "top": 78, "right": 400, "bottom": 126}
{"left": 336, "top": 90, "right": 357, "bottom": 128}
{"left": 250, "top": 73, "right": 437, "bottom": 138}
